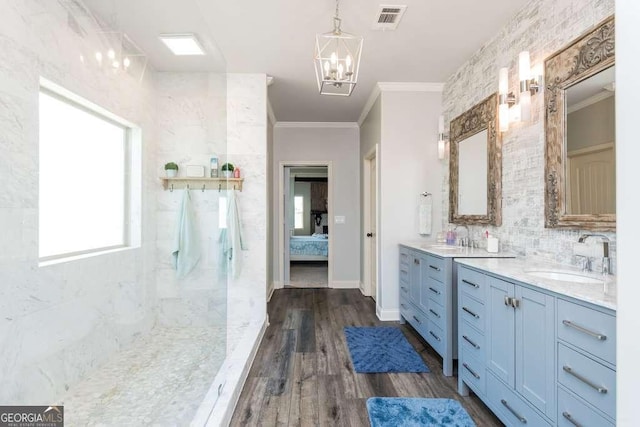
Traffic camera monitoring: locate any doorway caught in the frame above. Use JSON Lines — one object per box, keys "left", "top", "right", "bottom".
{"left": 363, "top": 146, "right": 378, "bottom": 301}
{"left": 279, "top": 162, "right": 332, "bottom": 288}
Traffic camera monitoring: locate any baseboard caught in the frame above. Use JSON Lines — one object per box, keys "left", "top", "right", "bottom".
{"left": 203, "top": 320, "right": 268, "bottom": 427}
{"left": 359, "top": 282, "right": 366, "bottom": 295}
{"left": 267, "top": 282, "right": 275, "bottom": 301}
{"left": 330, "top": 280, "right": 360, "bottom": 289}
{"left": 273, "top": 281, "right": 284, "bottom": 290}
{"left": 376, "top": 306, "right": 401, "bottom": 321}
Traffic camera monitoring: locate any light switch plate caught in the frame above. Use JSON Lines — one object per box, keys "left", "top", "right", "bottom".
{"left": 334, "top": 215, "right": 346, "bottom": 224}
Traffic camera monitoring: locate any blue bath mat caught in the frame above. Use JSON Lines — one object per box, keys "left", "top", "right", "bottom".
{"left": 344, "top": 327, "right": 429, "bottom": 373}
{"left": 367, "top": 397, "right": 476, "bottom": 427}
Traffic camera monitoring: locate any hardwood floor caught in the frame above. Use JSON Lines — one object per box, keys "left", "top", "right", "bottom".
{"left": 230, "top": 288, "right": 502, "bottom": 426}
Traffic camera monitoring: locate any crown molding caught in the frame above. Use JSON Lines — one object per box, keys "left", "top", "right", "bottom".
{"left": 357, "top": 82, "right": 445, "bottom": 126}
{"left": 567, "top": 90, "right": 614, "bottom": 114}
{"left": 357, "top": 84, "right": 382, "bottom": 126}
{"left": 267, "top": 98, "right": 277, "bottom": 125}
{"left": 377, "top": 82, "right": 445, "bottom": 92}
{"left": 274, "top": 121, "right": 359, "bottom": 129}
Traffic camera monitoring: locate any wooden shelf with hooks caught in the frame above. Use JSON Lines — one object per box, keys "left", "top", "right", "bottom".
{"left": 160, "top": 177, "right": 244, "bottom": 192}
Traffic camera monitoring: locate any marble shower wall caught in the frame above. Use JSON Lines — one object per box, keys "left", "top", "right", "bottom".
{"left": 0, "top": 1, "right": 157, "bottom": 403}
{"left": 441, "top": 0, "right": 616, "bottom": 270}
{"left": 225, "top": 74, "right": 268, "bottom": 353}
{"left": 155, "top": 72, "right": 228, "bottom": 327}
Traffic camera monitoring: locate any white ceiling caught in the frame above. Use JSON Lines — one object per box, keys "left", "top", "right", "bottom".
{"left": 84, "top": 0, "right": 530, "bottom": 122}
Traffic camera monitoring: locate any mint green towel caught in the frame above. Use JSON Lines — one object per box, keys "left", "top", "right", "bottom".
{"left": 172, "top": 189, "right": 201, "bottom": 278}
{"left": 219, "top": 190, "right": 246, "bottom": 278}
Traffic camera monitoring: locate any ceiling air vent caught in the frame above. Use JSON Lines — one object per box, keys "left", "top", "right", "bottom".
{"left": 373, "top": 5, "right": 407, "bottom": 30}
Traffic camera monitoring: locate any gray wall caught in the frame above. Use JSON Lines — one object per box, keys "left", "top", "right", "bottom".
{"left": 377, "top": 91, "right": 443, "bottom": 316}
{"left": 272, "top": 125, "right": 360, "bottom": 285}
{"left": 567, "top": 96, "right": 615, "bottom": 152}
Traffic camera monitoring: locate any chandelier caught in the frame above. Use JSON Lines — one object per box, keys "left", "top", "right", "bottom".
{"left": 314, "top": 0, "right": 363, "bottom": 96}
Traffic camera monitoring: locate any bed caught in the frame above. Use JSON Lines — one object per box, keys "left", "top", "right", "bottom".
{"left": 290, "top": 234, "right": 328, "bottom": 261}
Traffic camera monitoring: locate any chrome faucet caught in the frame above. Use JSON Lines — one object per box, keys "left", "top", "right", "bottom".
{"left": 454, "top": 225, "right": 470, "bottom": 247}
{"left": 578, "top": 234, "right": 611, "bottom": 275}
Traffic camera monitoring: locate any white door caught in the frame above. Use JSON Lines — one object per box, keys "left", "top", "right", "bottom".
{"left": 283, "top": 166, "right": 291, "bottom": 285}
{"left": 370, "top": 158, "right": 377, "bottom": 301}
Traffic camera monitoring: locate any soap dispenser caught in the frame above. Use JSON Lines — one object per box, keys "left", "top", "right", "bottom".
{"left": 446, "top": 228, "right": 456, "bottom": 245}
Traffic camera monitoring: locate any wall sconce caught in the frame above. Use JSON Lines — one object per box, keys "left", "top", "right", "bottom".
{"left": 437, "top": 115, "right": 447, "bottom": 160}
{"left": 498, "top": 51, "right": 542, "bottom": 132}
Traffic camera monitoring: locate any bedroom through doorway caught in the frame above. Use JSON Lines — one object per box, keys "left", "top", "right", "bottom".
{"left": 283, "top": 165, "right": 329, "bottom": 288}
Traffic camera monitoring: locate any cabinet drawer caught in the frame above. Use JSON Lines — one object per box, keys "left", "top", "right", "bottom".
{"left": 399, "top": 281, "right": 410, "bottom": 298}
{"left": 425, "top": 320, "right": 445, "bottom": 356}
{"left": 399, "top": 267, "right": 410, "bottom": 285}
{"left": 558, "top": 387, "right": 614, "bottom": 427}
{"left": 557, "top": 299, "right": 615, "bottom": 364}
{"left": 399, "top": 297, "right": 413, "bottom": 322}
{"left": 426, "top": 300, "right": 445, "bottom": 330}
{"left": 458, "top": 266, "right": 486, "bottom": 301}
{"left": 460, "top": 319, "right": 484, "bottom": 364}
{"left": 408, "top": 306, "right": 428, "bottom": 337}
{"left": 487, "top": 372, "right": 552, "bottom": 427}
{"left": 425, "top": 277, "right": 445, "bottom": 306}
{"left": 425, "top": 255, "right": 445, "bottom": 283}
{"left": 400, "top": 248, "right": 410, "bottom": 267}
{"left": 558, "top": 344, "right": 616, "bottom": 419}
{"left": 460, "top": 293, "right": 485, "bottom": 333}
{"left": 460, "top": 349, "right": 486, "bottom": 396}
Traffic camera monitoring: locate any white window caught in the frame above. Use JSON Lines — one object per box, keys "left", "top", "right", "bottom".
{"left": 294, "top": 196, "right": 304, "bottom": 229}
{"left": 39, "top": 86, "right": 131, "bottom": 260}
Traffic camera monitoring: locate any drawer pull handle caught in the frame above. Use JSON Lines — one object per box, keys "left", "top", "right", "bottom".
{"left": 462, "top": 362, "right": 479, "bottom": 379}
{"left": 500, "top": 399, "right": 527, "bottom": 424}
{"left": 414, "top": 258, "right": 420, "bottom": 265}
{"left": 462, "top": 279, "right": 479, "bottom": 289}
{"left": 429, "top": 287, "right": 441, "bottom": 295}
{"left": 400, "top": 303, "right": 408, "bottom": 309}
{"left": 462, "top": 307, "right": 479, "bottom": 319}
{"left": 462, "top": 335, "right": 480, "bottom": 349}
{"left": 562, "top": 320, "right": 607, "bottom": 341}
{"left": 429, "top": 309, "right": 440, "bottom": 318}
{"left": 429, "top": 330, "right": 441, "bottom": 341}
{"left": 504, "top": 296, "right": 513, "bottom": 306}
{"left": 562, "top": 412, "right": 583, "bottom": 427}
{"left": 412, "top": 315, "right": 422, "bottom": 324}
{"left": 429, "top": 265, "right": 441, "bottom": 272}
{"left": 562, "top": 365, "right": 608, "bottom": 394}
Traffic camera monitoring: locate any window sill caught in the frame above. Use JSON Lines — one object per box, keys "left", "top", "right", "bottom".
{"left": 38, "top": 245, "right": 138, "bottom": 267}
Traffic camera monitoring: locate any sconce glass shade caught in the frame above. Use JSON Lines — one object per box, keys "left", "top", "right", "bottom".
{"left": 437, "top": 115, "right": 446, "bottom": 159}
{"left": 314, "top": 17, "right": 363, "bottom": 96}
{"left": 438, "top": 139, "right": 446, "bottom": 160}
{"left": 519, "top": 51, "right": 532, "bottom": 121}
{"left": 498, "top": 67, "right": 510, "bottom": 132}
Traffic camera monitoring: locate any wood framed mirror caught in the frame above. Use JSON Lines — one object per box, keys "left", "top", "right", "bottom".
{"left": 544, "top": 15, "right": 615, "bottom": 231}
{"left": 449, "top": 93, "right": 502, "bottom": 226}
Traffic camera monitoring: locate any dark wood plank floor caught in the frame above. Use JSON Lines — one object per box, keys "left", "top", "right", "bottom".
{"left": 230, "top": 288, "right": 502, "bottom": 426}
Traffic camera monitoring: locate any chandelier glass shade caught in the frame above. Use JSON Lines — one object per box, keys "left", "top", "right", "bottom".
{"left": 314, "top": 7, "right": 363, "bottom": 96}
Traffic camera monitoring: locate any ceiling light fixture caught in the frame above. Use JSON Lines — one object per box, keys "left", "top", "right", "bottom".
{"left": 314, "top": 0, "right": 363, "bottom": 96}
{"left": 159, "top": 34, "right": 206, "bottom": 56}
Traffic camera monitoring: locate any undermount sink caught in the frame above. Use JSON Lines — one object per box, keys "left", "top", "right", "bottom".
{"left": 524, "top": 270, "right": 603, "bottom": 284}
{"left": 427, "top": 245, "right": 463, "bottom": 250}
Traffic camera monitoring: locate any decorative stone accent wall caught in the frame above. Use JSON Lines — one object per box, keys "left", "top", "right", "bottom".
{"left": 441, "top": 0, "right": 616, "bottom": 271}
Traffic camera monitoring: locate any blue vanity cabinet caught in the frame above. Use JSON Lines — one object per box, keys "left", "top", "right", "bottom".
{"left": 458, "top": 265, "right": 556, "bottom": 425}
{"left": 556, "top": 298, "right": 616, "bottom": 425}
{"left": 399, "top": 246, "right": 456, "bottom": 377}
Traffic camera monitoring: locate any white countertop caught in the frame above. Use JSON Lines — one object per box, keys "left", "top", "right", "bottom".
{"left": 400, "top": 241, "right": 516, "bottom": 258}
{"left": 456, "top": 258, "right": 617, "bottom": 311}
